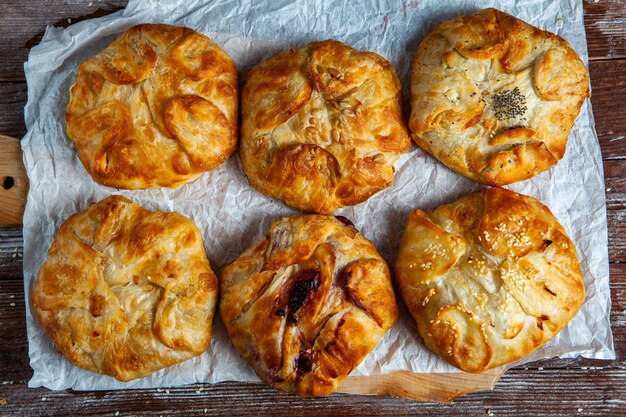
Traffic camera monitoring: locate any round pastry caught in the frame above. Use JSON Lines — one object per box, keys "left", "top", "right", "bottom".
{"left": 32, "top": 195, "right": 218, "bottom": 381}
{"left": 394, "top": 188, "right": 585, "bottom": 372}
{"left": 220, "top": 215, "right": 398, "bottom": 396}
{"left": 409, "top": 8, "right": 589, "bottom": 185}
{"left": 66, "top": 24, "right": 238, "bottom": 189}
{"left": 240, "top": 40, "right": 411, "bottom": 214}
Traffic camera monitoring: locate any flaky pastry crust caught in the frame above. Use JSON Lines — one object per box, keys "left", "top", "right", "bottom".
{"left": 395, "top": 188, "right": 585, "bottom": 372}
{"left": 66, "top": 24, "right": 238, "bottom": 189}
{"left": 409, "top": 8, "right": 589, "bottom": 185}
{"left": 220, "top": 215, "right": 398, "bottom": 396}
{"left": 241, "top": 40, "right": 411, "bottom": 214}
{"left": 32, "top": 195, "right": 218, "bottom": 381}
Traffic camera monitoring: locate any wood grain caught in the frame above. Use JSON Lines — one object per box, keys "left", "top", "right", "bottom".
{"left": 584, "top": 0, "right": 626, "bottom": 60}
{"left": 0, "top": 369, "right": 624, "bottom": 416}
{"left": 0, "top": 0, "right": 127, "bottom": 82}
{"left": 0, "top": 84, "right": 27, "bottom": 139}
{"left": 0, "top": 135, "right": 28, "bottom": 225}
{"left": 590, "top": 59, "right": 626, "bottom": 160}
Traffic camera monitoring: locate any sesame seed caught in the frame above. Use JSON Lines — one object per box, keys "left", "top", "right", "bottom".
{"left": 492, "top": 87, "right": 527, "bottom": 121}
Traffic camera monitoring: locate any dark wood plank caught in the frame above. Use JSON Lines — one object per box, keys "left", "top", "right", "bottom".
{"left": 0, "top": 0, "right": 623, "bottom": 82}
{"left": 0, "top": 227, "right": 22, "bottom": 280}
{"left": 584, "top": 0, "right": 626, "bottom": 60}
{"left": 0, "top": 0, "right": 127, "bottom": 82}
{"left": 0, "top": 83, "right": 27, "bottom": 139}
{"left": 605, "top": 162, "right": 626, "bottom": 257}
{"left": 606, "top": 160, "right": 626, "bottom": 261}
{"left": 0, "top": 280, "right": 30, "bottom": 383}
{"left": 590, "top": 59, "right": 626, "bottom": 160}
{"left": 0, "top": 368, "right": 625, "bottom": 416}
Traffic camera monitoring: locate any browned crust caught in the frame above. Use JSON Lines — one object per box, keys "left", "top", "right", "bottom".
{"left": 220, "top": 215, "right": 398, "bottom": 396}
{"left": 66, "top": 24, "right": 238, "bottom": 189}
{"left": 395, "top": 188, "right": 585, "bottom": 372}
{"left": 241, "top": 40, "right": 411, "bottom": 214}
{"left": 31, "top": 195, "right": 218, "bottom": 381}
{"left": 409, "top": 8, "right": 590, "bottom": 185}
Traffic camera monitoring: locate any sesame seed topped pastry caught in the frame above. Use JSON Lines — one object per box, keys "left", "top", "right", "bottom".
{"left": 32, "top": 195, "right": 218, "bottom": 381}
{"left": 240, "top": 40, "right": 411, "bottom": 214}
{"left": 395, "top": 188, "right": 585, "bottom": 372}
{"left": 409, "top": 8, "right": 590, "bottom": 185}
{"left": 220, "top": 215, "right": 398, "bottom": 396}
{"left": 66, "top": 24, "right": 238, "bottom": 189}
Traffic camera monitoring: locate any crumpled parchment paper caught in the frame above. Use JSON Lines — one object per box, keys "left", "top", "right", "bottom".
{"left": 21, "top": 0, "right": 614, "bottom": 390}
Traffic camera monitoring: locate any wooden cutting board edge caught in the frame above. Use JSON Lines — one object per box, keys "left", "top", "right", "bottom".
{"left": 0, "top": 133, "right": 504, "bottom": 401}
{"left": 0, "top": 135, "right": 28, "bottom": 225}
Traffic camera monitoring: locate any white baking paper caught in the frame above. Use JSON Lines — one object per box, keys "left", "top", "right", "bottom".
{"left": 21, "top": 0, "right": 614, "bottom": 390}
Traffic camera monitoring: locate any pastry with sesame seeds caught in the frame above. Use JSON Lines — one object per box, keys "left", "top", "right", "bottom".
{"left": 409, "top": 8, "right": 589, "bottom": 185}
{"left": 32, "top": 195, "right": 218, "bottom": 381}
{"left": 395, "top": 188, "right": 585, "bottom": 372}
{"left": 240, "top": 40, "right": 411, "bottom": 214}
{"left": 220, "top": 214, "right": 398, "bottom": 396}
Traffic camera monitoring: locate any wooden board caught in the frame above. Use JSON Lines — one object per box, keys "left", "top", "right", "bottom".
{"left": 0, "top": 135, "right": 28, "bottom": 225}
{"left": 0, "top": 134, "right": 504, "bottom": 401}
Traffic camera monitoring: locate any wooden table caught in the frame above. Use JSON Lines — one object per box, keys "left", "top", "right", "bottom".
{"left": 1, "top": 1, "right": 624, "bottom": 415}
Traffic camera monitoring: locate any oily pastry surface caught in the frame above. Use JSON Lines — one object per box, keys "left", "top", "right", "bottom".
{"left": 220, "top": 215, "right": 398, "bottom": 396}
{"left": 395, "top": 188, "right": 585, "bottom": 372}
{"left": 241, "top": 40, "right": 411, "bottom": 214}
{"left": 409, "top": 8, "right": 589, "bottom": 185}
{"left": 32, "top": 195, "right": 218, "bottom": 381}
{"left": 66, "top": 24, "right": 238, "bottom": 189}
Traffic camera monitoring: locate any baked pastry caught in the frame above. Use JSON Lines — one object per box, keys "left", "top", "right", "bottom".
{"left": 240, "top": 40, "right": 411, "bottom": 214}
{"left": 409, "top": 8, "right": 589, "bottom": 185}
{"left": 394, "top": 188, "right": 585, "bottom": 372}
{"left": 66, "top": 24, "right": 238, "bottom": 189}
{"left": 220, "top": 215, "right": 398, "bottom": 396}
{"left": 32, "top": 195, "right": 218, "bottom": 381}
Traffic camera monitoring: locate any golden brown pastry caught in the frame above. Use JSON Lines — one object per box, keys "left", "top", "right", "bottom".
{"left": 220, "top": 215, "right": 398, "bottom": 396}
{"left": 409, "top": 8, "right": 589, "bottom": 185}
{"left": 395, "top": 188, "right": 585, "bottom": 372}
{"left": 32, "top": 195, "right": 217, "bottom": 381}
{"left": 66, "top": 24, "right": 238, "bottom": 189}
{"left": 240, "top": 40, "right": 411, "bottom": 214}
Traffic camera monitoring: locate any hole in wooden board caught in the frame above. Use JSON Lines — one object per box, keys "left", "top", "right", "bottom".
{"left": 2, "top": 176, "right": 15, "bottom": 190}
